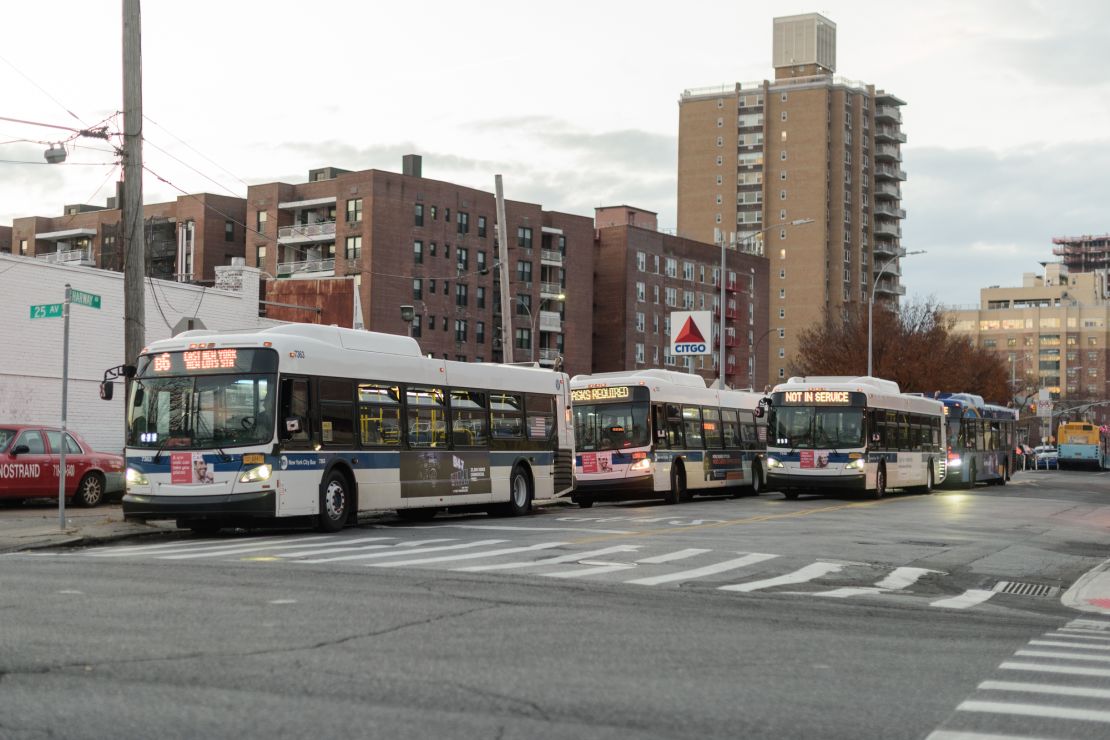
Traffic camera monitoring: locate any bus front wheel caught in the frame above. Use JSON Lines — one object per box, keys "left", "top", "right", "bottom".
{"left": 318, "top": 471, "right": 350, "bottom": 533}
{"left": 666, "top": 465, "right": 687, "bottom": 505}
{"left": 750, "top": 464, "right": 764, "bottom": 496}
{"left": 872, "top": 465, "right": 887, "bottom": 500}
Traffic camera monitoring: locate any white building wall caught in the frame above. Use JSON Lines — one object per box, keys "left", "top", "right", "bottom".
{"left": 0, "top": 255, "right": 281, "bottom": 454}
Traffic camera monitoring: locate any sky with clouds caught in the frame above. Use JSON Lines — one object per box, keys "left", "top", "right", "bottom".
{"left": 1, "top": 0, "right": 1107, "bottom": 306}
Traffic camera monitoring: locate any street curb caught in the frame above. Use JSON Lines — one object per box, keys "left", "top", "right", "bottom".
{"left": 1062, "top": 556, "right": 1110, "bottom": 615}
{"left": 0, "top": 525, "right": 174, "bottom": 555}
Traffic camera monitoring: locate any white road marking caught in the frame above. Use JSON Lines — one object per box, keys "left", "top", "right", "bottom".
{"left": 926, "top": 731, "right": 1053, "bottom": 740}
{"left": 1000, "top": 662, "right": 1110, "bottom": 678}
{"left": 160, "top": 537, "right": 399, "bottom": 560}
{"left": 628, "top": 553, "right": 778, "bottom": 587}
{"left": 274, "top": 539, "right": 454, "bottom": 558}
{"left": 57, "top": 589, "right": 83, "bottom": 595}
{"left": 85, "top": 535, "right": 321, "bottom": 557}
{"left": 635, "top": 548, "right": 710, "bottom": 564}
{"left": 544, "top": 562, "right": 638, "bottom": 578}
{"left": 413, "top": 524, "right": 635, "bottom": 534}
{"left": 814, "top": 587, "right": 882, "bottom": 598}
{"left": 957, "top": 699, "right": 1110, "bottom": 723}
{"left": 299, "top": 539, "right": 507, "bottom": 564}
{"left": 369, "top": 542, "right": 569, "bottom": 568}
{"left": 979, "top": 679, "right": 1110, "bottom": 700}
{"left": 1029, "top": 639, "right": 1110, "bottom": 651}
{"left": 875, "top": 566, "right": 941, "bottom": 590}
{"left": 268, "top": 599, "right": 297, "bottom": 605}
{"left": 1014, "top": 649, "right": 1110, "bottom": 663}
{"left": 455, "top": 545, "right": 641, "bottom": 572}
{"left": 719, "top": 561, "right": 844, "bottom": 593}
{"left": 930, "top": 589, "right": 996, "bottom": 610}
{"left": 1056, "top": 629, "right": 1110, "bottom": 639}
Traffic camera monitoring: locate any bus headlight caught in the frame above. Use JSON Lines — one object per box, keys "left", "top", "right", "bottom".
{"left": 125, "top": 467, "right": 149, "bottom": 486}
{"left": 239, "top": 464, "right": 273, "bottom": 483}
{"left": 849, "top": 458, "right": 866, "bottom": 471}
{"left": 630, "top": 458, "right": 652, "bottom": 472}
{"left": 766, "top": 456, "right": 783, "bottom": 469}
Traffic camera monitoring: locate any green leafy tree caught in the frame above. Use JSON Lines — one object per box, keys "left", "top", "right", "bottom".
{"left": 789, "top": 299, "right": 1011, "bottom": 403}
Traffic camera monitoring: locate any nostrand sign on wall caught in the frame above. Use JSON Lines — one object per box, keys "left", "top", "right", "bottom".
{"left": 669, "top": 311, "right": 713, "bottom": 356}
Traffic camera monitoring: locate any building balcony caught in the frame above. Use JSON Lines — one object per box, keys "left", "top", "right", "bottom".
{"left": 874, "top": 260, "right": 902, "bottom": 279}
{"left": 276, "top": 258, "right": 336, "bottom": 278}
{"left": 540, "top": 249, "right": 564, "bottom": 266}
{"left": 875, "top": 105, "right": 902, "bottom": 123}
{"left": 873, "top": 220, "right": 902, "bottom": 238}
{"left": 540, "top": 281, "right": 563, "bottom": 298}
{"left": 874, "top": 125, "right": 907, "bottom": 143}
{"left": 873, "top": 278, "right": 905, "bottom": 297}
{"left": 873, "top": 203, "right": 906, "bottom": 220}
{"left": 277, "top": 221, "right": 337, "bottom": 244}
{"left": 714, "top": 335, "right": 741, "bottom": 348}
{"left": 538, "top": 348, "right": 561, "bottom": 365}
{"left": 875, "top": 144, "right": 902, "bottom": 161}
{"left": 875, "top": 182, "right": 902, "bottom": 200}
{"left": 36, "top": 248, "right": 95, "bottom": 267}
{"left": 875, "top": 164, "right": 907, "bottom": 181}
{"left": 713, "top": 306, "right": 739, "bottom": 319}
{"left": 872, "top": 241, "right": 905, "bottom": 260}
{"left": 538, "top": 310, "right": 562, "bottom": 333}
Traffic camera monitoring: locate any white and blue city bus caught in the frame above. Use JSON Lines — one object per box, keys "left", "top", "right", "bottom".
{"left": 764, "top": 376, "right": 946, "bottom": 500}
{"left": 935, "top": 392, "right": 1017, "bottom": 486}
{"left": 121, "top": 324, "right": 574, "bottom": 533}
{"left": 570, "top": 370, "right": 767, "bottom": 507}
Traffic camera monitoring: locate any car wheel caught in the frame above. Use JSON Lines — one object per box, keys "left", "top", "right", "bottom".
{"left": 783, "top": 489, "right": 800, "bottom": 500}
{"left": 73, "top": 473, "right": 105, "bottom": 507}
{"left": 318, "top": 471, "right": 350, "bottom": 533}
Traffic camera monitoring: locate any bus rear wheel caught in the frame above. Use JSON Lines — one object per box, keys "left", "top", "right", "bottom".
{"left": 783, "top": 489, "right": 799, "bottom": 501}
{"left": 493, "top": 465, "right": 532, "bottom": 517}
{"left": 666, "top": 465, "right": 686, "bottom": 505}
{"left": 572, "top": 497, "right": 594, "bottom": 509}
{"left": 318, "top": 471, "right": 350, "bottom": 533}
{"left": 750, "top": 464, "right": 764, "bottom": 496}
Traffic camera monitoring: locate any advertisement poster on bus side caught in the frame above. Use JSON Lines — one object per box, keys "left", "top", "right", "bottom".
{"left": 400, "top": 450, "right": 492, "bottom": 498}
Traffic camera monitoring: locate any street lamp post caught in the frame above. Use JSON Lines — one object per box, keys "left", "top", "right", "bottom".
{"left": 867, "top": 249, "right": 926, "bottom": 378}
{"left": 517, "top": 293, "right": 565, "bottom": 363}
{"left": 718, "top": 219, "right": 813, "bottom": 390}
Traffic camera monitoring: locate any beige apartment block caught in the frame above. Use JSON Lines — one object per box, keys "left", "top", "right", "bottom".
{"left": 677, "top": 12, "right": 906, "bottom": 382}
{"left": 947, "top": 264, "right": 1110, "bottom": 401}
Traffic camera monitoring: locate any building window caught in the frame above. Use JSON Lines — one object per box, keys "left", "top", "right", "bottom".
{"left": 779, "top": 288, "right": 786, "bottom": 298}
{"left": 427, "top": 315, "right": 435, "bottom": 331}
{"left": 429, "top": 279, "right": 436, "bottom": 294}
{"left": 779, "top": 308, "right": 786, "bottom": 319}
{"left": 780, "top": 190, "right": 787, "bottom": 200}
{"left": 716, "top": 155, "right": 723, "bottom": 166}
{"left": 716, "top": 136, "right": 723, "bottom": 147}
{"left": 442, "top": 316, "right": 448, "bottom": 331}
{"left": 430, "top": 205, "right": 437, "bottom": 220}
{"left": 345, "top": 235, "right": 361, "bottom": 260}
{"left": 456, "top": 283, "right": 468, "bottom": 307}
{"left": 477, "top": 250, "right": 487, "bottom": 273}
{"left": 445, "top": 208, "right": 451, "bottom": 223}
{"left": 256, "top": 210, "right": 268, "bottom": 235}
{"left": 444, "top": 244, "right": 450, "bottom": 259}
{"left": 665, "top": 287, "right": 677, "bottom": 307}
{"left": 476, "top": 321, "right": 485, "bottom": 344}
{"left": 457, "top": 247, "right": 469, "bottom": 271}
{"left": 778, "top": 348, "right": 786, "bottom": 359}
{"left": 665, "top": 258, "right": 678, "bottom": 278}
{"left": 410, "top": 315, "right": 421, "bottom": 338}
{"left": 716, "top": 174, "right": 723, "bottom": 185}
{"left": 683, "top": 262, "right": 695, "bottom": 281}
{"left": 781, "top": 111, "right": 787, "bottom": 121}
{"left": 517, "top": 294, "right": 532, "bottom": 316}
{"left": 478, "top": 215, "right": 487, "bottom": 238}
{"left": 19, "top": 239, "right": 28, "bottom": 256}
{"left": 637, "top": 251, "right": 646, "bottom": 272}
{"left": 780, "top": 171, "right": 787, "bottom": 181}
{"left": 778, "top": 328, "right": 785, "bottom": 339}
{"left": 224, "top": 220, "right": 234, "bottom": 242}
{"left": 414, "top": 203, "right": 424, "bottom": 226}
{"left": 653, "top": 285, "right": 660, "bottom": 304}
{"left": 515, "top": 328, "right": 532, "bottom": 351}
{"left": 517, "top": 226, "right": 533, "bottom": 249}
{"left": 635, "top": 343, "right": 645, "bottom": 364}
{"left": 413, "top": 240, "right": 423, "bottom": 264}
{"left": 443, "top": 279, "right": 449, "bottom": 295}
{"left": 346, "top": 198, "right": 363, "bottom": 223}
{"left": 429, "top": 242, "right": 437, "bottom": 257}
{"left": 455, "top": 319, "right": 468, "bottom": 342}
{"left": 412, "top": 279, "right": 423, "bottom": 300}
{"left": 477, "top": 286, "right": 486, "bottom": 309}
{"left": 636, "top": 282, "right": 645, "bottom": 302}
{"left": 517, "top": 261, "right": 532, "bottom": 282}
{"left": 256, "top": 246, "right": 266, "bottom": 269}
{"left": 457, "top": 211, "right": 469, "bottom": 234}
{"left": 780, "top": 150, "right": 787, "bottom": 161}
{"left": 635, "top": 312, "right": 645, "bottom": 332}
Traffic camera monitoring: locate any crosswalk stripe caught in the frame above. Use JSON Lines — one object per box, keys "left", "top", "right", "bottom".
{"left": 627, "top": 552, "right": 778, "bottom": 587}
{"left": 926, "top": 731, "right": 1050, "bottom": 740}
{"left": 369, "top": 542, "right": 569, "bottom": 568}
{"left": 299, "top": 539, "right": 507, "bottom": 564}
{"left": 455, "top": 545, "right": 641, "bottom": 572}
{"left": 1056, "top": 629, "right": 1110, "bottom": 640}
{"left": 635, "top": 548, "right": 710, "bottom": 564}
{"left": 86, "top": 535, "right": 322, "bottom": 557}
{"left": 814, "top": 587, "right": 882, "bottom": 598}
{"left": 719, "top": 561, "right": 844, "bottom": 593}
{"left": 275, "top": 538, "right": 455, "bottom": 558}
{"left": 544, "top": 562, "right": 638, "bottom": 578}
{"left": 1028, "top": 639, "right": 1110, "bottom": 651}
{"left": 1015, "top": 649, "right": 1110, "bottom": 664}
{"left": 1000, "top": 662, "right": 1110, "bottom": 678}
{"left": 874, "top": 566, "right": 940, "bottom": 590}
{"left": 930, "top": 589, "right": 995, "bottom": 610}
{"left": 159, "top": 537, "right": 398, "bottom": 560}
{"left": 979, "top": 679, "right": 1110, "bottom": 700}
{"left": 957, "top": 699, "right": 1110, "bottom": 723}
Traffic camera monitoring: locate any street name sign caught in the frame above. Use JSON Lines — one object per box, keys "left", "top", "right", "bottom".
{"left": 70, "top": 289, "right": 101, "bottom": 309}
{"left": 30, "top": 303, "right": 63, "bottom": 319}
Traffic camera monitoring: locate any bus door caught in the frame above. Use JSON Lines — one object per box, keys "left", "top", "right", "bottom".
{"left": 279, "top": 376, "right": 316, "bottom": 451}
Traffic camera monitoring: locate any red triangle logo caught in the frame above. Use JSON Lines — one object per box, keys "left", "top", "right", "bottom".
{"left": 675, "top": 317, "right": 706, "bottom": 343}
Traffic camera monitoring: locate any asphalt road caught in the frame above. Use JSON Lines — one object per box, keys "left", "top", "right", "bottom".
{"left": 3, "top": 469, "right": 1110, "bottom": 739}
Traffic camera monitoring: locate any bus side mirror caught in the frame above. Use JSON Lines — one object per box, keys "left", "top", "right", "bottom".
{"left": 133, "top": 387, "right": 145, "bottom": 407}
{"left": 99, "top": 381, "right": 114, "bottom": 401}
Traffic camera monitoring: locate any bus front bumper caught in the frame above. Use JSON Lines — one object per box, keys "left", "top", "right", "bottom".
{"left": 572, "top": 475, "right": 657, "bottom": 502}
{"left": 766, "top": 472, "right": 866, "bottom": 491}
{"left": 122, "top": 490, "right": 276, "bottom": 521}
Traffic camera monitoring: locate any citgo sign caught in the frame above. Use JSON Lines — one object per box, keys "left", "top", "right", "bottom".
{"left": 669, "top": 311, "right": 712, "bottom": 356}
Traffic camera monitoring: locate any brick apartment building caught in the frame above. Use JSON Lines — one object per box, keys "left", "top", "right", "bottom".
{"left": 7, "top": 191, "right": 247, "bottom": 283}
{"left": 677, "top": 12, "right": 907, "bottom": 383}
{"left": 593, "top": 206, "right": 770, "bottom": 390}
{"left": 245, "top": 156, "right": 595, "bottom": 377}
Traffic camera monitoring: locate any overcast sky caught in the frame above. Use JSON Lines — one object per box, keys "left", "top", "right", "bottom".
{"left": 2, "top": 0, "right": 1108, "bottom": 306}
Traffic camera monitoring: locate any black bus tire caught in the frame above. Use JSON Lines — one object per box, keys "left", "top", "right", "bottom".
{"left": 318, "top": 471, "right": 350, "bottom": 533}
{"left": 873, "top": 464, "right": 887, "bottom": 499}
{"left": 666, "top": 464, "right": 686, "bottom": 505}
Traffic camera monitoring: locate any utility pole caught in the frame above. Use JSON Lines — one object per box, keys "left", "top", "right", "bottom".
{"left": 494, "top": 175, "right": 513, "bottom": 363}
{"left": 122, "top": 0, "right": 145, "bottom": 367}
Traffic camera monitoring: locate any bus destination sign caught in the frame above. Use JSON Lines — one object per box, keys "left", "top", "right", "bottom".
{"left": 571, "top": 386, "right": 631, "bottom": 403}
{"left": 782, "top": 390, "right": 851, "bottom": 405}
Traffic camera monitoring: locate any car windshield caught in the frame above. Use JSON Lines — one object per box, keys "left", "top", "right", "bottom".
{"left": 0, "top": 428, "right": 14, "bottom": 451}
{"left": 127, "top": 374, "right": 276, "bottom": 449}
{"left": 770, "top": 407, "right": 864, "bottom": 449}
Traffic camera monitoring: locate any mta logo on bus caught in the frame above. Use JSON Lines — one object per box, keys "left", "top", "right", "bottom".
{"left": 670, "top": 312, "right": 712, "bottom": 355}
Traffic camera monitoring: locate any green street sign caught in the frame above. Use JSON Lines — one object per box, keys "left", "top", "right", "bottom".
{"left": 30, "top": 303, "right": 64, "bottom": 319}
{"left": 70, "top": 289, "right": 101, "bottom": 309}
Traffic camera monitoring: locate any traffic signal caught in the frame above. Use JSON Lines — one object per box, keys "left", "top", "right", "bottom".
{"left": 1029, "top": 401, "right": 1037, "bottom": 414}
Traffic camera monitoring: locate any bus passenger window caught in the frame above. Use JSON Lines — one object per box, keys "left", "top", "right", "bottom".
{"left": 281, "top": 378, "right": 310, "bottom": 443}
{"left": 491, "top": 393, "right": 524, "bottom": 439}
{"left": 451, "top": 389, "right": 488, "bottom": 447}
{"left": 666, "top": 404, "right": 684, "bottom": 448}
{"left": 407, "top": 386, "right": 447, "bottom": 448}
{"left": 721, "top": 408, "right": 740, "bottom": 448}
{"left": 682, "top": 406, "right": 704, "bottom": 449}
{"left": 358, "top": 382, "right": 401, "bottom": 447}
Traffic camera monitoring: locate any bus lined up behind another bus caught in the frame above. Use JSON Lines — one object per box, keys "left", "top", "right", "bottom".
{"left": 936, "top": 392, "right": 1017, "bottom": 487}
{"left": 570, "top": 370, "right": 767, "bottom": 507}
{"left": 1057, "top": 420, "right": 1103, "bottom": 470}
{"left": 120, "top": 324, "right": 574, "bottom": 533}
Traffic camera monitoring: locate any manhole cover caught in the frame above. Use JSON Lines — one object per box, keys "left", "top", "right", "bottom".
{"left": 992, "top": 581, "right": 1059, "bottom": 598}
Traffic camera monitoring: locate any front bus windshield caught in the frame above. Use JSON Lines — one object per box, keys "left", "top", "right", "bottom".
{"left": 771, "top": 406, "right": 865, "bottom": 449}
{"left": 127, "top": 348, "right": 278, "bottom": 450}
{"left": 574, "top": 402, "right": 650, "bottom": 452}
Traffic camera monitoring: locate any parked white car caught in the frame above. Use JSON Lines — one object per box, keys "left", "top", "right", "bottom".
{"left": 1033, "top": 445, "right": 1059, "bottom": 469}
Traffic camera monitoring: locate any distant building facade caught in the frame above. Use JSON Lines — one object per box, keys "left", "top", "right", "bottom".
{"left": 677, "top": 12, "right": 907, "bottom": 382}
{"left": 592, "top": 206, "right": 770, "bottom": 390}
{"left": 1052, "top": 234, "right": 1110, "bottom": 273}
{"left": 947, "top": 263, "right": 1110, "bottom": 405}
{"left": 245, "top": 157, "right": 595, "bottom": 377}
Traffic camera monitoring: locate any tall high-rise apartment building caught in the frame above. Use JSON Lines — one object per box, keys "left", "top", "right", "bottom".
{"left": 677, "top": 13, "right": 907, "bottom": 382}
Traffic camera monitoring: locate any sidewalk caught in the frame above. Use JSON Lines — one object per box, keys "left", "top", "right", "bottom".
{"left": 0, "top": 500, "right": 174, "bottom": 554}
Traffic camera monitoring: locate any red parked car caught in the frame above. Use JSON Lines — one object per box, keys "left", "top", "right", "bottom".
{"left": 0, "top": 425, "right": 124, "bottom": 507}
